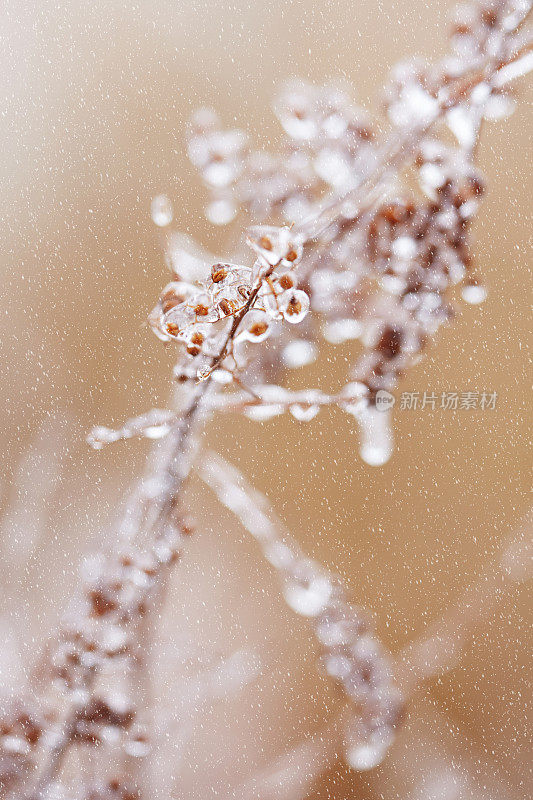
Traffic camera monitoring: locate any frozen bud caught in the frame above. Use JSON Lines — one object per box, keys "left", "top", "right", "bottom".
{"left": 484, "top": 92, "right": 516, "bottom": 120}
{"left": 344, "top": 722, "right": 394, "bottom": 771}
{"left": 385, "top": 59, "right": 438, "bottom": 128}
{"left": 163, "top": 304, "right": 195, "bottom": 339}
{"left": 80, "top": 696, "right": 135, "bottom": 731}
{"left": 264, "top": 540, "right": 295, "bottom": 571}
{"left": 150, "top": 194, "right": 173, "bottom": 227}
{"left": 148, "top": 307, "right": 173, "bottom": 342}
{"left": 189, "top": 106, "right": 219, "bottom": 136}
{"left": 501, "top": 0, "right": 531, "bottom": 29}
{"left": 418, "top": 161, "right": 447, "bottom": 196}
{"left": 247, "top": 225, "right": 304, "bottom": 268}
{"left": 277, "top": 271, "right": 298, "bottom": 291}
{"left": 209, "top": 262, "right": 252, "bottom": 296}
{"left": 316, "top": 604, "right": 370, "bottom": 647}
{"left": 191, "top": 291, "right": 213, "bottom": 318}
{"left": 282, "top": 340, "right": 317, "bottom": 369}
{"left": 284, "top": 569, "right": 333, "bottom": 617}
{"left": 446, "top": 105, "right": 477, "bottom": 149}
{"left": 462, "top": 281, "right": 487, "bottom": 304}
{"left": 455, "top": 198, "right": 475, "bottom": 222}
{"left": 87, "top": 426, "right": 121, "bottom": 450}
{"left": 391, "top": 236, "right": 418, "bottom": 261}
{"left": 186, "top": 331, "right": 205, "bottom": 357}
{"left": 123, "top": 729, "right": 150, "bottom": 758}
{"left": 98, "top": 625, "right": 129, "bottom": 657}
{"left": 152, "top": 539, "right": 179, "bottom": 565}
{"left": 237, "top": 310, "right": 271, "bottom": 343}
{"left": 380, "top": 274, "right": 407, "bottom": 295}
{"left": 211, "top": 368, "right": 233, "bottom": 385}
{"left": 314, "top": 146, "right": 351, "bottom": 188}
{"left": 3, "top": 735, "right": 32, "bottom": 756}
{"left": 352, "top": 632, "right": 382, "bottom": 663}
{"left": 160, "top": 281, "right": 195, "bottom": 313}
{"left": 262, "top": 289, "right": 284, "bottom": 320}
{"left": 281, "top": 289, "right": 310, "bottom": 324}
{"left": 322, "top": 653, "right": 353, "bottom": 679}
{"left": 188, "top": 123, "right": 247, "bottom": 189}
{"left": 357, "top": 405, "right": 394, "bottom": 467}
{"left": 274, "top": 80, "right": 365, "bottom": 147}
{"left": 210, "top": 263, "right": 228, "bottom": 284}
{"left": 289, "top": 390, "right": 324, "bottom": 422}
{"left": 274, "top": 80, "right": 320, "bottom": 140}
{"left": 150, "top": 281, "right": 198, "bottom": 341}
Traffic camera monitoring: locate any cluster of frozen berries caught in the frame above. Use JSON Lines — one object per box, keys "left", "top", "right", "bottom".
{"left": 149, "top": 225, "right": 310, "bottom": 382}
{"left": 181, "top": 0, "right": 529, "bottom": 411}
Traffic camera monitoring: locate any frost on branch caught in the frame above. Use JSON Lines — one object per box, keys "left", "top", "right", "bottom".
{"left": 170, "top": 0, "right": 532, "bottom": 464}
{"left": 87, "top": 410, "right": 175, "bottom": 450}
{"left": 201, "top": 453, "right": 404, "bottom": 771}
{"left": 139, "top": 0, "right": 528, "bottom": 461}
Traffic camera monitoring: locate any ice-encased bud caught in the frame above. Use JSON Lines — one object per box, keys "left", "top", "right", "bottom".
{"left": 461, "top": 283, "right": 487, "bottom": 304}
{"left": 284, "top": 574, "right": 333, "bottom": 617}
{"left": 344, "top": 717, "right": 395, "bottom": 771}
{"left": 247, "top": 225, "right": 304, "bottom": 268}
{"left": 357, "top": 404, "right": 394, "bottom": 466}
{"left": 281, "top": 289, "right": 310, "bottom": 324}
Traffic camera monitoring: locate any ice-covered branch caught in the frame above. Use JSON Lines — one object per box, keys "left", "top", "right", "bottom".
{"left": 200, "top": 452, "right": 403, "bottom": 770}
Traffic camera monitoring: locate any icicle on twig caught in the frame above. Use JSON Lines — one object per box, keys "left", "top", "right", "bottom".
{"left": 87, "top": 410, "right": 176, "bottom": 450}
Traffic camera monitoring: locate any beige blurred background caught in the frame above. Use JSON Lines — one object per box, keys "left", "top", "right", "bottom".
{"left": 0, "top": 0, "right": 531, "bottom": 797}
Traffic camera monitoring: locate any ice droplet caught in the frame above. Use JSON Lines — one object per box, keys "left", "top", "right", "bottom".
{"left": 284, "top": 575, "right": 332, "bottom": 617}
{"left": 345, "top": 738, "right": 389, "bottom": 771}
{"left": 151, "top": 194, "right": 173, "bottom": 227}
{"left": 344, "top": 719, "right": 393, "bottom": 771}
{"left": 358, "top": 406, "right": 393, "bottom": 466}
{"left": 289, "top": 403, "right": 320, "bottom": 422}
{"left": 462, "top": 283, "right": 487, "bottom": 304}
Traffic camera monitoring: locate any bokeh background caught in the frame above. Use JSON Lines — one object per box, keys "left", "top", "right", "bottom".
{"left": 0, "top": 1, "right": 531, "bottom": 797}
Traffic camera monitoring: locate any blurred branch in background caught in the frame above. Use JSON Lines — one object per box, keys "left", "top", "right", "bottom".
{"left": 398, "top": 509, "right": 533, "bottom": 695}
